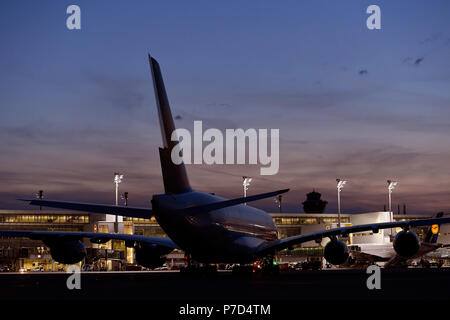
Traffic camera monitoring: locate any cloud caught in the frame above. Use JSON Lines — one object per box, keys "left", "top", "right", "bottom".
{"left": 241, "top": 86, "right": 375, "bottom": 111}
{"left": 82, "top": 72, "right": 147, "bottom": 112}
{"left": 175, "top": 140, "right": 450, "bottom": 214}
{"left": 2, "top": 120, "right": 450, "bottom": 214}
{"left": 419, "top": 33, "right": 442, "bottom": 45}
{"left": 340, "top": 109, "right": 450, "bottom": 135}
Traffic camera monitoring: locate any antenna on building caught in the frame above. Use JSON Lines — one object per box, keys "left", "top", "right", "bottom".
{"left": 36, "top": 190, "right": 43, "bottom": 211}
{"left": 275, "top": 194, "right": 282, "bottom": 213}
{"left": 121, "top": 192, "right": 129, "bottom": 206}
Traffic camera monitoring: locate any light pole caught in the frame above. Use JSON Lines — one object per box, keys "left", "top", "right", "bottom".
{"left": 114, "top": 173, "right": 123, "bottom": 206}
{"left": 336, "top": 179, "right": 347, "bottom": 228}
{"left": 387, "top": 180, "right": 398, "bottom": 236}
{"left": 114, "top": 172, "right": 124, "bottom": 233}
{"left": 242, "top": 176, "right": 252, "bottom": 205}
{"left": 121, "top": 191, "right": 131, "bottom": 264}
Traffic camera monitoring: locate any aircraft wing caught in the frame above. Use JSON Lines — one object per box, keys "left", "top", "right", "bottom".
{"left": 0, "top": 230, "right": 180, "bottom": 249}
{"left": 349, "top": 250, "right": 387, "bottom": 262}
{"left": 255, "top": 216, "right": 450, "bottom": 256}
{"left": 181, "top": 189, "right": 290, "bottom": 215}
{"left": 18, "top": 189, "right": 289, "bottom": 218}
{"left": 361, "top": 241, "right": 447, "bottom": 268}
{"left": 18, "top": 198, "right": 153, "bottom": 219}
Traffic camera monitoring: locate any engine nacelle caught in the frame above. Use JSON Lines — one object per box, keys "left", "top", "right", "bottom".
{"left": 393, "top": 230, "right": 420, "bottom": 258}
{"left": 45, "top": 240, "right": 86, "bottom": 264}
{"left": 135, "top": 243, "right": 173, "bottom": 269}
{"left": 324, "top": 240, "right": 349, "bottom": 265}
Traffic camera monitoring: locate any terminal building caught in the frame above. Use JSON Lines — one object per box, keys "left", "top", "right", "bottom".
{"left": 1, "top": 207, "right": 449, "bottom": 271}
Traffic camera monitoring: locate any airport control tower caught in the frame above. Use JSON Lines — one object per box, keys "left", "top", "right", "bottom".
{"left": 302, "top": 190, "right": 328, "bottom": 213}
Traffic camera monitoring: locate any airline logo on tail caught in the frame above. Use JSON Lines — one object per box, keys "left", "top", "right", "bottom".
{"left": 431, "top": 224, "right": 439, "bottom": 235}
{"left": 424, "top": 212, "right": 443, "bottom": 244}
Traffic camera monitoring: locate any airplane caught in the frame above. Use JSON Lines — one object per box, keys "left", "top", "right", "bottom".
{"left": 348, "top": 212, "right": 450, "bottom": 268}
{"left": 1, "top": 55, "right": 450, "bottom": 272}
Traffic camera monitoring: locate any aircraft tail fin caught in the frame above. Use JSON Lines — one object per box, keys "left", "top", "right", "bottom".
{"left": 148, "top": 55, "right": 191, "bottom": 194}
{"left": 423, "top": 212, "right": 443, "bottom": 243}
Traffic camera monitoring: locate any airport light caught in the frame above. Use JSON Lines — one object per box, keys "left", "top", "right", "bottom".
{"left": 114, "top": 173, "right": 124, "bottom": 206}
{"left": 336, "top": 179, "right": 347, "bottom": 228}
{"left": 242, "top": 176, "right": 252, "bottom": 205}
{"left": 387, "top": 180, "right": 398, "bottom": 235}
{"left": 114, "top": 172, "right": 124, "bottom": 234}
{"left": 387, "top": 180, "right": 398, "bottom": 213}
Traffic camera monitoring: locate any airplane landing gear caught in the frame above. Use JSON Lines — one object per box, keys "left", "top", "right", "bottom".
{"left": 180, "top": 254, "right": 218, "bottom": 274}
{"left": 180, "top": 264, "right": 217, "bottom": 274}
{"left": 260, "top": 255, "right": 280, "bottom": 275}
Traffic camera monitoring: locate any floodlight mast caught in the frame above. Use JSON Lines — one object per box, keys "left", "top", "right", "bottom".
{"left": 114, "top": 172, "right": 124, "bottom": 233}
{"left": 114, "top": 173, "right": 123, "bottom": 206}
{"left": 242, "top": 176, "right": 252, "bottom": 205}
{"left": 387, "top": 180, "right": 398, "bottom": 236}
{"left": 336, "top": 179, "right": 347, "bottom": 228}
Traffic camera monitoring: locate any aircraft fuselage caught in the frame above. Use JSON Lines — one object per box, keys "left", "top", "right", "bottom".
{"left": 152, "top": 191, "right": 278, "bottom": 263}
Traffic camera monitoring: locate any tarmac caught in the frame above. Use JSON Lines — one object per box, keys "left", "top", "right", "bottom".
{"left": 0, "top": 268, "right": 449, "bottom": 302}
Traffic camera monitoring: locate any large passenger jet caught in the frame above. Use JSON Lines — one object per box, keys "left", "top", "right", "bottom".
{"left": 1, "top": 56, "right": 450, "bottom": 271}
{"left": 349, "top": 212, "right": 450, "bottom": 268}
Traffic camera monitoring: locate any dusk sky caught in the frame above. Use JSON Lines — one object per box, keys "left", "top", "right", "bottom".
{"left": 1, "top": 1, "right": 450, "bottom": 214}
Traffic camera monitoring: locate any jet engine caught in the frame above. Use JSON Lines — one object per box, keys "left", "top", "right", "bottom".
{"left": 323, "top": 239, "right": 349, "bottom": 265}
{"left": 134, "top": 243, "right": 173, "bottom": 269}
{"left": 393, "top": 230, "right": 420, "bottom": 258}
{"left": 44, "top": 240, "right": 86, "bottom": 264}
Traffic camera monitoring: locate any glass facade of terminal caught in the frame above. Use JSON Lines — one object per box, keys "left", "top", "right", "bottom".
{"left": 273, "top": 216, "right": 350, "bottom": 225}
{"left": 123, "top": 217, "right": 156, "bottom": 224}
{"left": 0, "top": 214, "right": 89, "bottom": 224}
{"left": 123, "top": 216, "right": 167, "bottom": 237}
